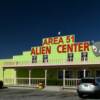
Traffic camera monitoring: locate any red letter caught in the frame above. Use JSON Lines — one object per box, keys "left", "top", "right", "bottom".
{"left": 42, "top": 46, "right": 46, "bottom": 54}
{"left": 46, "top": 46, "right": 51, "bottom": 54}
{"left": 31, "top": 48, "right": 35, "bottom": 55}
{"left": 67, "top": 44, "right": 73, "bottom": 52}
{"left": 66, "top": 36, "right": 70, "bottom": 43}
{"left": 54, "top": 37, "right": 58, "bottom": 44}
{"left": 57, "top": 45, "right": 62, "bottom": 53}
{"left": 43, "top": 39, "right": 48, "bottom": 45}
{"left": 48, "top": 38, "right": 53, "bottom": 45}
{"left": 36, "top": 47, "right": 41, "bottom": 55}
{"left": 62, "top": 44, "right": 67, "bottom": 53}
{"left": 71, "top": 35, "right": 75, "bottom": 42}
{"left": 84, "top": 42, "right": 89, "bottom": 51}
{"left": 78, "top": 43, "right": 83, "bottom": 52}
{"left": 59, "top": 37, "right": 64, "bottom": 44}
{"left": 73, "top": 43, "right": 77, "bottom": 52}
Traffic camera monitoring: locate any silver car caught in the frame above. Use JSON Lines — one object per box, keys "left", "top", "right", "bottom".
{"left": 77, "top": 77, "right": 100, "bottom": 98}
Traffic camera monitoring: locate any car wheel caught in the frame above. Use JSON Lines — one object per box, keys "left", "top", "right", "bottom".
{"left": 78, "top": 93, "right": 86, "bottom": 98}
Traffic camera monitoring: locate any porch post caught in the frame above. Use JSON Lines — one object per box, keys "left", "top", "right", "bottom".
{"left": 3, "top": 68, "right": 4, "bottom": 82}
{"left": 29, "top": 69, "right": 31, "bottom": 86}
{"left": 63, "top": 69, "right": 65, "bottom": 87}
{"left": 14, "top": 69, "right": 16, "bottom": 85}
{"left": 45, "top": 69, "right": 47, "bottom": 87}
{"left": 83, "top": 69, "right": 86, "bottom": 78}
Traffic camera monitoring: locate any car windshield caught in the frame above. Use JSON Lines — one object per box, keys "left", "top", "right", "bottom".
{"left": 96, "top": 78, "right": 100, "bottom": 82}
{"left": 81, "top": 79, "right": 95, "bottom": 83}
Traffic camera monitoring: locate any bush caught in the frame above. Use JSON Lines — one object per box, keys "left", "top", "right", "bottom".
{"left": 0, "top": 81, "right": 3, "bottom": 89}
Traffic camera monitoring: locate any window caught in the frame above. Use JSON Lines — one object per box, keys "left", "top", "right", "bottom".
{"left": 58, "top": 70, "right": 73, "bottom": 79}
{"left": 96, "top": 78, "right": 100, "bottom": 82}
{"left": 58, "top": 71, "right": 63, "bottom": 79}
{"left": 43, "top": 55, "right": 48, "bottom": 63}
{"left": 67, "top": 53, "right": 73, "bottom": 62}
{"left": 78, "top": 71, "right": 84, "bottom": 78}
{"left": 65, "top": 71, "right": 73, "bottom": 78}
{"left": 78, "top": 70, "right": 90, "bottom": 78}
{"left": 81, "top": 52, "right": 88, "bottom": 61}
{"left": 32, "top": 55, "right": 37, "bottom": 63}
{"left": 81, "top": 79, "right": 95, "bottom": 84}
{"left": 96, "top": 71, "right": 100, "bottom": 77}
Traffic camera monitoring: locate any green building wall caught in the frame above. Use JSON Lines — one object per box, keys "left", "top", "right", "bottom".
{"left": 0, "top": 35, "right": 100, "bottom": 83}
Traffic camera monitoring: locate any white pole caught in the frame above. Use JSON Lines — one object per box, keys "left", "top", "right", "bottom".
{"left": 14, "top": 69, "right": 16, "bottom": 85}
{"left": 45, "top": 69, "right": 47, "bottom": 87}
{"left": 63, "top": 69, "right": 65, "bottom": 87}
{"left": 3, "top": 68, "right": 4, "bottom": 82}
{"left": 83, "top": 69, "right": 86, "bottom": 78}
{"left": 29, "top": 69, "right": 31, "bottom": 86}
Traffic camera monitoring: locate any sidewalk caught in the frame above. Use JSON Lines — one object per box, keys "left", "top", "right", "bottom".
{"left": 7, "top": 85, "right": 77, "bottom": 92}
{"left": 43, "top": 86, "right": 77, "bottom": 92}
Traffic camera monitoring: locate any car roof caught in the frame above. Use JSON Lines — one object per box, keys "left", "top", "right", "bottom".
{"left": 81, "top": 77, "right": 95, "bottom": 79}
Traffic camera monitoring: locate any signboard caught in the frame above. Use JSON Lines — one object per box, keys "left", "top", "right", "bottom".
{"left": 31, "top": 35, "right": 90, "bottom": 55}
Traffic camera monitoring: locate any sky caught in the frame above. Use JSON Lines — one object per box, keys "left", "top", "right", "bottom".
{"left": 0, "top": 0, "right": 100, "bottom": 59}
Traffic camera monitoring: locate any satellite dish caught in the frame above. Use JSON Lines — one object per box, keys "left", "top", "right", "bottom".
{"left": 90, "top": 40, "right": 95, "bottom": 45}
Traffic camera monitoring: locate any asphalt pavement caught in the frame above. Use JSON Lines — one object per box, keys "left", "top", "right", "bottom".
{"left": 0, "top": 87, "right": 100, "bottom": 100}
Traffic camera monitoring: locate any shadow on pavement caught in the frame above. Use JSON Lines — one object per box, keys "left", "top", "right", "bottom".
{"left": 79, "top": 95, "right": 100, "bottom": 99}
{"left": 2, "top": 86, "right": 8, "bottom": 89}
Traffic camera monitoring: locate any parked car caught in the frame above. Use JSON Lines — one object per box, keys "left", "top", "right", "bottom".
{"left": 77, "top": 77, "right": 100, "bottom": 98}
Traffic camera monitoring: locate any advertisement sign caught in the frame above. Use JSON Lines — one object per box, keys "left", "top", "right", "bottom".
{"left": 31, "top": 35, "right": 90, "bottom": 55}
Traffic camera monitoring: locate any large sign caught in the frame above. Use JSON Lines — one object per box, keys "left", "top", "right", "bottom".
{"left": 42, "top": 35, "right": 75, "bottom": 45}
{"left": 31, "top": 35, "right": 90, "bottom": 55}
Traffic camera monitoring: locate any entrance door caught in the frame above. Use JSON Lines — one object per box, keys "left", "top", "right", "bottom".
{"left": 47, "top": 69, "right": 63, "bottom": 86}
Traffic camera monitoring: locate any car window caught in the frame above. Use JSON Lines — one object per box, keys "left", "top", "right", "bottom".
{"left": 81, "top": 79, "right": 95, "bottom": 83}
{"left": 96, "top": 78, "right": 100, "bottom": 83}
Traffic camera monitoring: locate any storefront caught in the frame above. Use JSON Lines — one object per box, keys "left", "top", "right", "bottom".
{"left": 0, "top": 34, "right": 100, "bottom": 88}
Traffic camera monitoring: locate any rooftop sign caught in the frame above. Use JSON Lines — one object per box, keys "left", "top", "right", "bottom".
{"left": 31, "top": 35, "right": 90, "bottom": 55}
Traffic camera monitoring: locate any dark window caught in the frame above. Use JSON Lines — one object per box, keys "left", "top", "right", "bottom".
{"left": 78, "top": 71, "right": 84, "bottom": 78}
{"left": 65, "top": 71, "right": 73, "bottom": 78}
{"left": 43, "top": 55, "right": 48, "bottom": 63}
{"left": 32, "top": 55, "right": 37, "bottom": 63}
{"left": 58, "top": 71, "right": 63, "bottom": 79}
{"left": 96, "top": 71, "right": 100, "bottom": 77}
{"left": 78, "top": 70, "right": 90, "bottom": 78}
{"left": 96, "top": 78, "right": 100, "bottom": 82}
{"left": 81, "top": 79, "right": 95, "bottom": 83}
{"left": 58, "top": 70, "right": 72, "bottom": 79}
{"left": 67, "top": 53, "right": 73, "bottom": 62}
{"left": 81, "top": 52, "right": 88, "bottom": 61}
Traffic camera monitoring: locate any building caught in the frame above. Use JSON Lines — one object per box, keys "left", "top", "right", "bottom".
{"left": 0, "top": 34, "right": 100, "bottom": 88}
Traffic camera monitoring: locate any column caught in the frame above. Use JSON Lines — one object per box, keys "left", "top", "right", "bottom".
{"left": 29, "top": 69, "right": 31, "bottom": 86}
{"left": 3, "top": 68, "right": 4, "bottom": 82}
{"left": 14, "top": 69, "right": 16, "bottom": 85}
{"left": 45, "top": 69, "right": 47, "bottom": 87}
{"left": 63, "top": 69, "right": 65, "bottom": 87}
{"left": 83, "top": 69, "right": 86, "bottom": 78}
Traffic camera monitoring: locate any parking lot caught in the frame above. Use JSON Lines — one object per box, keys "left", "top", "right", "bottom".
{"left": 0, "top": 87, "right": 100, "bottom": 100}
